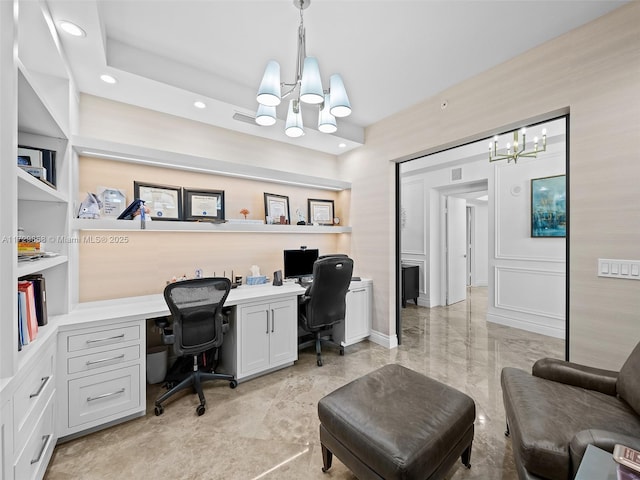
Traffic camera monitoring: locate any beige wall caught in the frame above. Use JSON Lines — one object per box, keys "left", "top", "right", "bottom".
{"left": 340, "top": 2, "right": 640, "bottom": 369}
{"left": 77, "top": 100, "right": 351, "bottom": 302}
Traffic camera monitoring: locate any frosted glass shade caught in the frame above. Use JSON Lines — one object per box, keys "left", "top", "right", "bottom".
{"left": 300, "top": 57, "right": 324, "bottom": 104}
{"left": 256, "top": 60, "right": 281, "bottom": 107}
{"left": 329, "top": 74, "right": 351, "bottom": 117}
{"left": 255, "top": 104, "right": 277, "bottom": 126}
{"left": 285, "top": 100, "right": 304, "bottom": 137}
{"left": 318, "top": 94, "right": 337, "bottom": 133}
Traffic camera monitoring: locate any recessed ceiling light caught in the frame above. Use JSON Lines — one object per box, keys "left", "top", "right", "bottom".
{"left": 193, "top": 101, "right": 206, "bottom": 109}
{"left": 59, "top": 21, "right": 86, "bottom": 37}
{"left": 100, "top": 74, "right": 117, "bottom": 84}
{"left": 338, "top": 143, "right": 347, "bottom": 148}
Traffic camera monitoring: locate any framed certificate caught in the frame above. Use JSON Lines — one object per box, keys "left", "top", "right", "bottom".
{"left": 264, "top": 192, "right": 290, "bottom": 224}
{"left": 308, "top": 198, "right": 335, "bottom": 225}
{"left": 133, "top": 181, "right": 182, "bottom": 220}
{"left": 183, "top": 188, "right": 225, "bottom": 222}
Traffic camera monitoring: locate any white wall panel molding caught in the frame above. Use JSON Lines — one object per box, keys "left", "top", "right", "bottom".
{"left": 495, "top": 266, "right": 565, "bottom": 320}
{"left": 400, "top": 178, "right": 426, "bottom": 255}
{"left": 487, "top": 311, "right": 565, "bottom": 339}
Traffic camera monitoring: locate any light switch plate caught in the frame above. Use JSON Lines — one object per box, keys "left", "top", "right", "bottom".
{"left": 598, "top": 259, "right": 640, "bottom": 280}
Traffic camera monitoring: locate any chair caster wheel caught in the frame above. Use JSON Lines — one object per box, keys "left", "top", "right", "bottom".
{"left": 230, "top": 380, "right": 238, "bottom": 389}
{"left": 196, "top": 405, "right": 205, "bottom": 416}
{"left": 154, "top": 405, "right": 163, "bottom": 416}
{"left": 317, "top": 358, "right": 323, "bottom": 367}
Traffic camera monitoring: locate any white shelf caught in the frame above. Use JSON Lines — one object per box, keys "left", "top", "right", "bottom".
{"left": 17, "top": 255, "right": 68, "bottom": 277}
{"left": 71, "top": 218, "right": 351, "bottom": 234}
{"left": 72, "top": 136, "right": 352, "bottom": 191}
{"left": 17, "top": 166, "right": 67, "bottom": 203}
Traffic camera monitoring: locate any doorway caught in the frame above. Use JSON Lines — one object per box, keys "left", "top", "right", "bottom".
{"left": 397, "top": 116, "right": 568, "bottom": 347}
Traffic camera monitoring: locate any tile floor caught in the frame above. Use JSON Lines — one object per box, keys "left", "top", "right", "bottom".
{"left": 44, "top": 288, "right": 564, "bottom": 479}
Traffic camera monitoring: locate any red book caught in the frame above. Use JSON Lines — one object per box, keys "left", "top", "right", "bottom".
{"left": 17, "top": 281, "right": 38, "bottom": 341}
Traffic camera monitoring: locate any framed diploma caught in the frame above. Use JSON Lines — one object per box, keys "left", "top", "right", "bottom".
{"left": 308, "top": 198, "right": 335, "bottom": 225}
{"left": 183, "top": 188, "right": 225, "bottom": 222}
{"left": 263, "top": 192, "right": 290, "bottom": 224}
{"left": 134, "top": 181, "right": 182, "bottom": 220}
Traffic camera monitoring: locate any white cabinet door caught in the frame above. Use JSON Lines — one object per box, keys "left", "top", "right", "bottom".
{"left": 345, "top": 286, "right": 371, "bottom": 343}
{"left": 1, "top": 398, "right": 12, "bottom": 480}
{"left": 268, "top": 299, "right": 297, "bottom": 367}
{"left": 239, "top": 303, "right": 271, "bottom": 376}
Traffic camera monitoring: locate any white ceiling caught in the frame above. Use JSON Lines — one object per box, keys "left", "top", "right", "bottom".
{"left": 30, "top": 0, "right": 627, "bottom": 155}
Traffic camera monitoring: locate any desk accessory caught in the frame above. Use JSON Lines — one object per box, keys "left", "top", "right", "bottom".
{"left": 273, "top": 270, "right": 283, "bottom": 286}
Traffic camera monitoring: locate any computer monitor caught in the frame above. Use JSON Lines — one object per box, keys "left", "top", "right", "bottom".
{"left": 283, "top": 248, "right": 319, "bottom": 279}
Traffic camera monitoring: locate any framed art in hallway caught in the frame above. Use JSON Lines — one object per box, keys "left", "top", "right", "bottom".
{"left": 531, "top": 175, "right": 566, "bottom": 237}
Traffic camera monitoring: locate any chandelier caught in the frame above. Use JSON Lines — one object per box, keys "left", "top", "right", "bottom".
{"left": 489, "top": 127, "right": 547, "bottom": 163}
{"left": 255, "top": 0, "right": 351, "bottom": 137}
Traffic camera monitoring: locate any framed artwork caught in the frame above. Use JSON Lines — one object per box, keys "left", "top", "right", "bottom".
{"left": 308, "top": 198, "right": 335, "bottom": 225}
{"left": 263, "top": 193, "right": 290, "bottom": 224}
{"left": 183, "top": 188, "right": 225, "bottom": 222}
{"left": 134, "top": 181, "right": 182, "bottom": 220}
{"left": 531, "top": 175, "right": 566, "bottom": 237}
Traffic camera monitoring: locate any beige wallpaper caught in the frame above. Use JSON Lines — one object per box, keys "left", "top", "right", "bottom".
{"left": 77, "top": 157, "right": 349, "bottom": 301}
{"left": 340, "top": 2, "right": 640, "bottom": 368}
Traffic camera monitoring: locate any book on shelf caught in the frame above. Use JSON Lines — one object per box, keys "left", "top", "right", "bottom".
{"left": 19, "top": 274, "right": 48, "bottom": 326}
{"left": 17, "top": 145, "right": 57, "bottom": 188}
{"left": 17, "top": 280, "right": 39, "bottom": 342}
{"left": 18, "top": 292, "right": 27, "bottom": 349}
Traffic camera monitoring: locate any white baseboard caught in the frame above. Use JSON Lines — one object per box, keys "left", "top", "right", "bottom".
{"left": 486, "top": 312, "right": 565, "bottom": 339}
{"left": 369, "top": 329, "right": 398, "bottom": 349}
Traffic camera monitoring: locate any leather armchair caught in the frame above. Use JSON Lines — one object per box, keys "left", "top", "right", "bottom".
{"left": 501, "top": 341, "right": 640, "bottom": 479}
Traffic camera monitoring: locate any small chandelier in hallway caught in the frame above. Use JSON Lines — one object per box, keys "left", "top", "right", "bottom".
{"left": 489, "top": 127, "right": 547, "bottom": 163}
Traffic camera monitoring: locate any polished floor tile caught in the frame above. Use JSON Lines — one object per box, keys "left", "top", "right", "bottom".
{"left": 45, "top": 288, "right": 564, "bottom": 480}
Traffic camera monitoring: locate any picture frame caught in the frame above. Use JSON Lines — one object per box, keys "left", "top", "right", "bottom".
{"left": 263, "top": 192, "right": 290, "bottom": 224}
{"left": 531, "top": 174, "right": 566, "bottom": 237}
{"left": 308, "top": 198, "right": 335, "bottom": 226}
{"left": 133, "top": 181, "right": 182, "bottom": 221}
{"left": 183, "top": 188, "right": 225, "bottom": 222}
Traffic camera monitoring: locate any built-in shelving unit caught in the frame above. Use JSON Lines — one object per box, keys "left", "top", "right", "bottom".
{"left": 72, "top": 218, "right": 351, "bottom": 233}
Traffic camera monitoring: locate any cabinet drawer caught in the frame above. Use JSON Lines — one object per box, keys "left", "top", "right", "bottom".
{"left": 67, "top": 345, "right": 140, "bottom": 374}
{"left": 66, "top": 325, "right": 140, "bottom": 353}
{"left": 13, "top": 344, "right": 55, "bottom": 456}
{"left": 14, "top": 392, "right": 55, "bottom": 480}
{"left": 68, "top": 365, "right": 140, "bottom": 428}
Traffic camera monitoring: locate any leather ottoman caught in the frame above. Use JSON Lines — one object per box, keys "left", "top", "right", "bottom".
{"left": 317, "top": 364, "right": 475, "bottom": 480}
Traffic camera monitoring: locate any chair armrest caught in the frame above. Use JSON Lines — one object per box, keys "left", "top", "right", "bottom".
{"left": 532, "top": 358, "right": 618, "bottom": 395}
{"left": 570, "top": 429, "right": 640, "bottom": 473}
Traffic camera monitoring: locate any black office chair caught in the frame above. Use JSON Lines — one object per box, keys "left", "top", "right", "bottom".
{"left": 298, "top": 256, "right": 354, "bottom": 366}
{"left": 154, "top": 277, "right": 237, "bottom": 416}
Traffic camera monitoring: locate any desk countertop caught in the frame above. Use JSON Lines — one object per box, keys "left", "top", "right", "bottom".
{"left": 56, "top": 282, "right": 307, "bottom": 330}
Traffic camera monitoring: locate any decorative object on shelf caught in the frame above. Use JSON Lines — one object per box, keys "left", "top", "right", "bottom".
{"left": 255, "top": 0, "right": 351, "bottom": 137}
{"left": 18, "top": 145, "right": 56, "bottom": 187}
{"left": 134, "top": 181, "right": 183, "bottom": 220}
{"left": 489, "top": 127, "right": 547, "bottom": 164}
{"left": 183, "top": 188, "right": 225, "bottom": 222}
{"left": 97, "top": 187, "right": 126, "bottom": 218}
{"left": 264, "top": 192, "right": 290, "bottom": 224}
{"left": 296, "top": 208, "right": 306, "bottom": 225}
{"left": 308, "top": 198, "right": 335, "bottom": 226}
{"left": 77, "top": 192, "right": 102, "bottom": 219}
{"left": 240, "top": 208, "right": 250, "bottom": 219}
{"left": 531, "top": 175, "right": 566, "bottom": 237}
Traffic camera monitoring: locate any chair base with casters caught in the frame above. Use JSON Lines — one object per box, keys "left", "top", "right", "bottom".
{"left": 298, "top": 329, "right": 344, "bottom": 367}
{"left": 154, "top": 353, "right": 236, "bottom": 416}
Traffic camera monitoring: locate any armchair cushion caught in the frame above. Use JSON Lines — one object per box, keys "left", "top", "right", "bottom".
{"left": 569, "top": 429, "right": 640, "bottom": 469}
{"left": 532, "top": 358, "right": 618, "bottom": 396}
{"left": 618, "top": 342, "right": 640, "bottom": 416}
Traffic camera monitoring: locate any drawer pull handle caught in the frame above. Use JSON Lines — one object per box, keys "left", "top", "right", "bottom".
{"left": 350, "top": 288, "right": 366, "bottom": 293}
{"left": 30, "top": 434, "right": 51, "bottom": 465}
{"left": 29, "top": 376, "right": 50, "bottom": 399}
{"left": 86, "top": 354, "right": 126, "bottom": 366}
{"left": 86, "top": 334, "right": 125, "bottom": 344}
{"left": 87, "top": 388, "right": 125, "bottom": 403}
